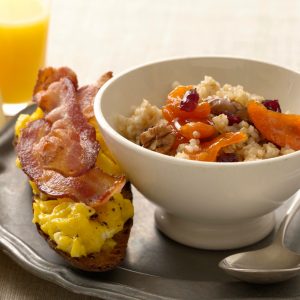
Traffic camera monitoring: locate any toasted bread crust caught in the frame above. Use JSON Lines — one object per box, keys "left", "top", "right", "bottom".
{"left": 35, "top": 181, "right": 133, "bottom": 272}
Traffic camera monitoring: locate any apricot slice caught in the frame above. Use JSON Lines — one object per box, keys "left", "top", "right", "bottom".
{"left": 162, "top": 85, "right": 211, "bottom": 122}
{"left": 188, "top": 132, "right": 247, "bottom": 162}
{"left": 162, "top": 101, "right": 211, "bottom": 122}
{"left": 167, "top": 85, "right": 193, "bottom": 103}
{"left": 179, "top": 121, "right": 217, "bottom": 140}
{"left": 247, "top": 101, "right": 300, "bottom": 150}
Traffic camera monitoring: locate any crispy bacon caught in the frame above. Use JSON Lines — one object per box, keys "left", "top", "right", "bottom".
{"left": 33, "top": 67, "right": 78, "bottom": 95}
{"left": 17, "top": 119, "right": 125, "bottom": 206}
{"left": 16, "top": 67, "right": 123, "bottom": 207}
{"left": 30, "top": 78, "right": 99, "bottom": 177}
{"left": 17, "top": 119, "right": 51, "bottom": 179}
{"left": 96, "top": 71, "right": 113, "bottom": 89}
{"left": 39, "top": 168, "right": 125, "bottom": 207}
{"left": 77, "top": 71, "right": 113, "bottom": 120}
{"left": 35, "top": 68, "right": 112, "bottom": 120}
{"left": 77, "top": 85, "right": 99, "bottom": 120}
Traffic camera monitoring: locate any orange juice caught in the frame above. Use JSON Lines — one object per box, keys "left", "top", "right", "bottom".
{"left": 0, "top": 0, "right": 49, "bottom": 104}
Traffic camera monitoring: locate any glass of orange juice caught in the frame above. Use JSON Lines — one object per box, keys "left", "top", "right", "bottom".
{"left": 0, "top": 0, "right": 50, "bottom": 115}
{"left": 0, "top": 93, "right": 5, "bottom": 128}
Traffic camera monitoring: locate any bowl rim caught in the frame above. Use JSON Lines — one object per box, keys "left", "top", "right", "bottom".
{"left": 94, "top": 55, "right": 300, "bottom": 168}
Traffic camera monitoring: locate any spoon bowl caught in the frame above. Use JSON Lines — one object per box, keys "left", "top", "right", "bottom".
{"left": 219, "top": 190, "right": 300, "bottom": 284}
{"left": 220, "top": 246, "right": 300, "bottom": 284}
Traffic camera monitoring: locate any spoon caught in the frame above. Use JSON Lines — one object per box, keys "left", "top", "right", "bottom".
{"left": 219, "top": 190, "right": 300, "bottom": 284}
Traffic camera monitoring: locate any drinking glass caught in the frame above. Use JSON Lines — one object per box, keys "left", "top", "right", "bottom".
{"left": 0, "top": 0, "right": 50, "bottom": 115}
{"left": 0, "top": 92, "right": 5, "bottom": 128}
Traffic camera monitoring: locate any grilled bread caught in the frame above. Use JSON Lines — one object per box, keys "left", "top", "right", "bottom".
{"left": 15, "top": 67, "right": 134, "bottom": 271}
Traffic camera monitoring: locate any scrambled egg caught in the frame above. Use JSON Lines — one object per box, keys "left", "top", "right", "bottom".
{"left": 15, "top": 107, "right": 44, "bottom": 138}
{"left": 15, "top": 109, "right": 134, "bottom": 257}
{"left": 33, "top": 194, "right": 133, "bottom": 257}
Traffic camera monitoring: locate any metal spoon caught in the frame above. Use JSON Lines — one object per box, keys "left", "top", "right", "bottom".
{"left": 219, "top": 190, "right": 300, "bottom": 284}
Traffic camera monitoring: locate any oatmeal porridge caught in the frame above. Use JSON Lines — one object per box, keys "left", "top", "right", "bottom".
{"left": 117, "top": 76, "right": 295, "bottom": 162}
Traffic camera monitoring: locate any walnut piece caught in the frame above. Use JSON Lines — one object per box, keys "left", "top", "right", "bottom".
{"left": 139, "top": 123, "right": 176, "bottom": 154}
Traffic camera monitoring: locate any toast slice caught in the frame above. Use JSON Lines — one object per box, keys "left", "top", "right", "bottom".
{"left": 35, "top": 182, "right": 133, "bottom": 272}
{"left": 16, "top": 67, "right": 133, "bottom": 272}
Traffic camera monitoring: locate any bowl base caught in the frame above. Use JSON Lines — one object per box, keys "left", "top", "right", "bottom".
{"left": 155, "top": 209, "right": 275, "bottom": 250}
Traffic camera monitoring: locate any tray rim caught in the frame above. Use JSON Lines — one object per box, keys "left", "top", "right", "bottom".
{"left": 2, "top": 105, "right": 300, "bottom": 299}
{"left": 0, "top": 222, "right": 172, "bottom": 300}
{"left": 0, "top": 106, "right": 171, "bottom": 300}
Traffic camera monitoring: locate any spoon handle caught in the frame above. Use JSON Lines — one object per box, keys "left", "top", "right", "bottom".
{"left": 274, "top": 189, "right": 300, "bottom": 246}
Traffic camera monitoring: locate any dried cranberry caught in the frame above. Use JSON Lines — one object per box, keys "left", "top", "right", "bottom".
{"left": 180, "top": 89, "right": 199, "bottom": 112}
{"left": 262, "top": 100, "right": 281, "bottom": 113}
{"left": 224, "top": 112, "right": 241, "bottom": 125}
{"left": 217, "top": 152, "right": 239, "bottom": 162}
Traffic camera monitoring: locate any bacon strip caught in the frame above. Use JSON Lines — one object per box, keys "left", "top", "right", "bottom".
{"left": 16, "top": 67, "right": 123, "bottom": 207}
{"left": 31, "top": 78, "right": 99, "bottom": 177}
{"left": 77, "top": 71, "right": 113, "bottom": 120}
{"left": 17, "top": 110, "right": 125, "bottom": 207}
{"left": 33, "top": 67, "right": 78, "bottom": 95}
{"left": 40, "top": 168, "right": 125, "bottom": 207}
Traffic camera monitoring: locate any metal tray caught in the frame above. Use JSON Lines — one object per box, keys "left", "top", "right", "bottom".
{"left": 1, "top": 106, "right": 300, "bottom": 299}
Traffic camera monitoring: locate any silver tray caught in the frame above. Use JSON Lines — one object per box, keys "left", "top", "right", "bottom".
{"left": 1, "top": 106, "right": 300, "bottom": 299}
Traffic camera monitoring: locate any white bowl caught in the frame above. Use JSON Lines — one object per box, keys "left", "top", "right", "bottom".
{"left": 94, "top": 57, "right": 300, "bottom": 250}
